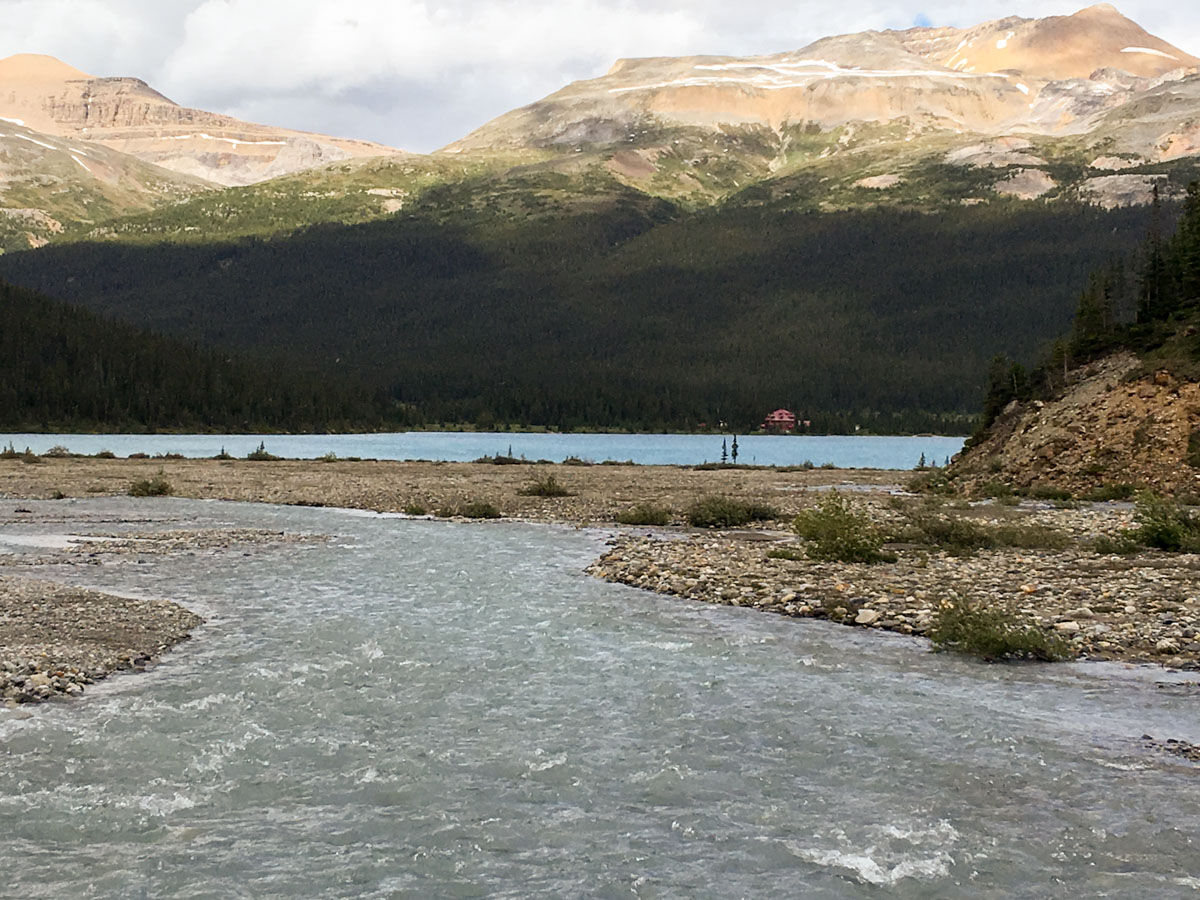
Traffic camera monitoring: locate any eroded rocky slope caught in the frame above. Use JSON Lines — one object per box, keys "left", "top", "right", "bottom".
{"left": 950, "top": 353, "right": 1200, "bottom": 496}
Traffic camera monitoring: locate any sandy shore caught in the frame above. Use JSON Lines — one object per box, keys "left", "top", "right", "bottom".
{"left": 3, "top": 457, "right": 1199, "bottom": 683}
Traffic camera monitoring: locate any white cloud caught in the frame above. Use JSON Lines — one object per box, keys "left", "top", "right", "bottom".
{"left": 1, "top": 0, "right": 1198, "bottom": 151}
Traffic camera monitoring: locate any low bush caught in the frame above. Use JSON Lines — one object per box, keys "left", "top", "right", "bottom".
{"left": 991, "top": 524, "right": 1071, "bottom": 551}
{"left": 402, "top": 502, "right": 428, "bottom": 516}
{"left": 0, "top": 442, "right": 17, "bottom": 459}
{"left": 898, "top": 514, "right": 1071, "bottom": 554}
{"left": 906, "top": 514, "right": 993, "bottom": 553}
{"left": 129, "top": 473, "right": 172, "bottom": 497}
{"left": 474, "top": 453, "right": 528, "bottom": 465}
{"left": 213, "top": 447, "right": 234, "bottom": 460}
{"left": 438, "top": 500, "right": 502, "bottom": 519}
{"left": 518, "top": 472, "right": 573, "bottom": 497}
{"left": 1025, "top": 485, "right": 1073, "bottom": 501}
{"left": 41, "top": 445, "right": 74, "bottom": 458}
{"left": 929, "top": 597, "right": 1071, "bottom": 662}
{"left": 245, "top": 442, "right": 279, "bottom": 461}
{"left": 766, "top": 547, "right": 806, "bottom": 561}
{"left": 93, "top": 450, "right": 116, "bottom": 459}
{"left": 1082, "top": 483, "right": 1137, "bottom": 502}
{"left": 1092, "top": 534, "right": 1143, "bottom": 555}
{"left": 686, "top": 495, "right": 778, "bottom": 528}
{"left": 1131, "top": 493, "right": 1200, "bottom": 552}
{"left": 793, "top": 493, "right": 889, "bottom": 563}
{"left": 561, "top": 456, "right": 593, "bottom": 466}
{"left": 907, "top": 469, "right": 956, "bottom": 495}
{"left": 128, "top": 452, "right": 150, "bottom": 459}
{"left": 615, "top": 502, "right": 672, "bottom": 526}
{"left": 319, "top": 452, "right": 339, "bottom": 463}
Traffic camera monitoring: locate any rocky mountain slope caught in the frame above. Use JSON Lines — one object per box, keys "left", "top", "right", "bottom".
{"left": 0, "top": 54, "right": 405, "bottom": 187}
{"left": 0, "top": 118, "right": 206, "bottom": 251}
{"left": 447, "top": 4, "right": 1200, "bottom": 208}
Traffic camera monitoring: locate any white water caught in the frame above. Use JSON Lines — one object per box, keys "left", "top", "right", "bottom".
{"left": 1, "top": 498, "right": 1198, "bottom": 898}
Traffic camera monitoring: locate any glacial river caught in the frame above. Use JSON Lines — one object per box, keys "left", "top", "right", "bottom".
{"left": 1, "top": 499, "right": 1198, "bottom": 898}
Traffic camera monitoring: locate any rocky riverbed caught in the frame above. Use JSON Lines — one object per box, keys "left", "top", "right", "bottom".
{"left": 0, "top": 516, "right": 330, "bottom": 705}
{"left": 0, "top": 576, "right": 202, "bottom": 705}
{"left": 588, "top": 502, "right": 1200, "bottom": 668}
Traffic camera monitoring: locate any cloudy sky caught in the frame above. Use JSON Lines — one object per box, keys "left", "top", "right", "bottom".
{"left": 1, "top": 0, "right": 1197, "bottom": 151}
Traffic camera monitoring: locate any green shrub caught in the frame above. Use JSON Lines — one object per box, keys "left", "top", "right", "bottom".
{"left": 1025, "top": 485, "right": 1074, "bottom": 501}
{"left": 1092, "top": 534, "right": 1143, "bottom": 555}
{"left": 128, "top": 452, "right": 150, "bottom": 460}
{"left": 93, "top": 450, "right": 116, "bottom": 459}
{"left": 0, "top": 442, "right": 16, "bottom": 460}
{"left": 1082, "top": 482, "right": 1137, "bottom": 502}
{"left": 929, "top": 597, "right": 1071, "bottom": 662}
{"left": 1132, "top": 493, "right": 1200, "bottom": 552}
{"left": 319, "top": 452, "right": 339, "bottom": 463}
{"left": 129, "top": 473, "right": 172, "bottom": 497}
{"left": 41, "top": 445, "right": 74, "bottom": 458}
{"left": 615, "top": 502, "right": 672, "bottom": 526}
{"left": 213, "top": 447, "right": 233, "bottom": 460}
{"left": 1188, "top": 428, "right": 1200, "bottom": 468}
{"left": 402, "top": 502, "right": 428, "bottom": 516}
{"left": 901, "top": 514, "right": 1070, "bottom": 553}
{"left": 792, "top": 493, "right": 888, "bottom": 563}
{"left": 766, "top": 547, "right": 806, "bottom": 561}
{"left": 980, "top": 480, "right": 1013, "bottom": 499}
{"left": 245, "top": 442, "right": 279, "bottom": 461}
{"left": 907, "top": 514, "right": 994, "bottom": 553}
{"left": 686, "top": 495, "right": 778, "bottom": 528}
{"left": 518, "top": 472, "right": 573, "bottom": 497}
{"left": 907, "top": 469, "right": 955, "bottom": 495}
{"left": 438, "top": 500, "right": 502, "bottom": 519}
{"left": 991, "top": 524, "right": 1071, "bottom": 550}
{"left": 561, "top": 456, "right": 593, "bottom": 466}
{"left": 474, "top": 453, "right": 527, "bottom": 465}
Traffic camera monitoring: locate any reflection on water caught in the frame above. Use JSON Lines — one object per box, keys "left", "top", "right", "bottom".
{"left": 0, "top": 498, "right": 1197, "bottom": 899}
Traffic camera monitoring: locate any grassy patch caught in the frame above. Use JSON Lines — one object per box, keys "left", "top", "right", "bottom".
{"left": 1092, "top": 534, "right": 1143, "bottom": 555}
{"left": 438, "top": 500, "right": 502, "bottom": 519}
{"left": 129, "top": 473, "right": 172, "bottom": 497}
{"left": 929, "top": 597, "right": 1071, "bottom": 661}
{"left": 898, "top": 514, "right": 1070, "bottom": 554}
{"left": 615, "top": 503, "right": 672, "bottom": 526}
{"left": 793, "top": 493, "right": 890, "bottom": 563}
{"left": 517, "top": 472, "right": 573, "bottom": 497}
{"left": 685, "top": 496, "right": 778, "bottom": 528}
{"left": 766, "top": 547, "right": 806, "bottom": 561}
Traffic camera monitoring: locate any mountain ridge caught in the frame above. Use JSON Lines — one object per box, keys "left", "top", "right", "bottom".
{"left": 0, "top": 53, "right": 406, "bottom": 187}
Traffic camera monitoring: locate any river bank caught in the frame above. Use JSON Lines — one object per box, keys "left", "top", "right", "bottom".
{"left": 2, "top": 457, "right": 1199, "bottom": 688}
{"left": 0, "top": 576, "right": 202, "bottom": 705}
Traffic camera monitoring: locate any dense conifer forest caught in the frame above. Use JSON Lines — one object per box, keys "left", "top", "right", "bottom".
{"left": 0, "top": 199, "right": 1158, "bottom": 433}
{"left": 979, "top": 183, "right": 1200, "bottom": 432}
{"left": 0, "top": 281, "right": 409, "bottom": 432}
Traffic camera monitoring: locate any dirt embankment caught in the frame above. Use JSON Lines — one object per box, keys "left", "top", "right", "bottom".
{"left": 950, "top": 353, "right": 1200, "bottom": 497}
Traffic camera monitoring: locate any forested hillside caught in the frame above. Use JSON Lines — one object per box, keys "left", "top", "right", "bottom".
{"left": 0, "top": 281, "right": 409, "bottom": 432}
{"left": 0, "top": 199, "right": 1155, "bottom": 433}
